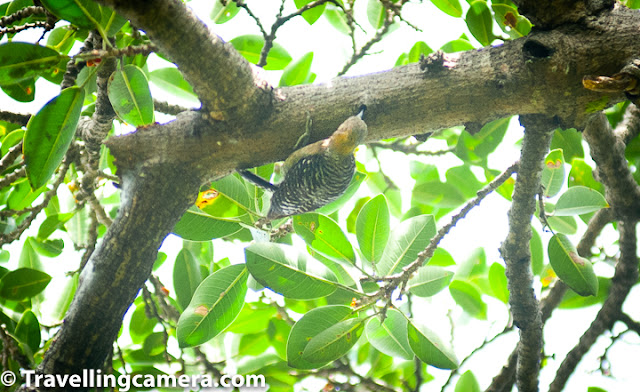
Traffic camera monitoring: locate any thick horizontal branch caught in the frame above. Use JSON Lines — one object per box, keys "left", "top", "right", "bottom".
{"left": 106, "top": 5, "right": 640, "bottom": 182}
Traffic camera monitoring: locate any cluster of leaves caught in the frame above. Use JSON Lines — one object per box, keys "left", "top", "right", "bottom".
{"left": 0, "top": 0, "right": 635, "bottom": 391}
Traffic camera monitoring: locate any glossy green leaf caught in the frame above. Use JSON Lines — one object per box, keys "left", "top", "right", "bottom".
{"left": 20, "top": 238, "right": 43, "bottom": 270}
{"left": 143, "top": 332, "right": 167, "bottom": 356}
{"left": 40, "top": 0, "right": 101, "bottom": 29}
{"left": 530, "top": 226, "right": 544, "bottom": 276}
{"left": 550, "top": 128, "right": 584, "bottom": 163}
{"left": 100, "top": 6, "right": 128, "bottom": 37}
{"left": 548, "top": 234, "right": 598, "bottom": 296}
{"left": 0, "top": 268, "right": 51, "bottom": 300}
{"left": 325, "top": 4, "right": 351, "bottom": 35}
{"left": 173, "top": 206, "right": 242, "bottom": 241}
{"left": 428, "top": 248, "right": 456, "bottom": 267}
{"left": 541, "top": 149, "right": 565, "bottom": 197}
{"left": 407, "top": 319, "right": 458, "bottom": 369}
{"left": 488, "top": 263, "right": 509, "bottom": 303}
{"left": 230, "top": 35, "right": 292, "bottom": 70}
{"left": 492, "top": 4, "right": 531, "bottom": 38}
{"left": 445, "top": 165, "right": 483, "bottom": 198}
{"left": 377, "top": 215, "right": 436, "bottom": 276}
{"left": 554, "top": 186, "right": 608, "bottom": 216}
{"left": 294, "top": 0, "right": 327, "bottom": 25}
{"left": 455, "top": 370, "right": 481, "bottom": 392}
{"left": 24, "top": 86, "right": 85, "bottom": 189}
{"left": 568, "top": 159, "right": 604, "bottom": 194}
{"left": 367, "top": 0, "right": 386, "bottom": 29}
{"left": 302, "top": 316, "right": 364, "bottom": 363}
{"left": 455, "top": 117, "right": 509, "bottom": 164}
{"left": 149, "top": 67, "right": 197, "bottom": 101}
{"left": 559, "top": 277, "right": 610, "bottom": 309}
{"left": 200, "top": 175, "right": 253, "bottom": 221}
{"left": 407, "top": 41, "right": 433, "bottom": 63}
{"left": 176, "top": 264, "right": 248, "bottom": 347}
{"left": 29, "top": 238, "right": 64, "bottom": 257}
{"left": 412, "top": 181, "right": 466, "bottom": 209}
{"left": 440, "top": 38, "right": 475, "bottom": 53}
{"left": 227, "top": 302, "right": 277, "bottom": 334}
{"left": 293, "top": 213, "right": 356, "bottom": 264}
{"left": 108, "top": 64, "right": 154, "bottom": 127}
{"left": 210, "top": 0, "right": 240, "bottom": 24}
{"left": 15, "top": 310, "right": 41, "bottom": 353}
{"left": 280, "top": 52, "right": 314, "bottom": 87}
{"left": 547, "top": 214, "right": 577, "bottom": 235}
{"left": 2, "top": 78, "right": 36, "bottom": 102}
{"left": 466, "top": 1, "right": 495, "bottom": 46}
{"left": 0, "top": 42, "right": 65, "bottom": 85}
{"left": 130, "top": 304, "right": 157, "bottom": 344}
{"left": 408, "top": 266, "right": 454, "bottom": 297}
{"left": 287, "top": 305, "right": 355, "bottom": 369}
{"left": 365, "top": 309, "right": 413, "bottom": 360}
{"left": 173, "top": 249, "right": 202, "bottom": 310}
{"left": 37, "top": 212, "right": 75, "bottom": 240}
{"left": 1, "top": 128, "right": 25, "bottom": 156}
{"left": 431, "top": 0, "right": 462, "bottom": 17}
{"left": 245, "top": 242, "right": 339, "bottom": 299}
{"left": 356, "top": 194, "right": 390, "bottom": 264}
{"left": 449, "top": 280, "right": 487, "bottom": 319}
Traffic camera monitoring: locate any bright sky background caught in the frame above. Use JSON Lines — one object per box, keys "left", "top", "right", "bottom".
{"left": 2, "top": 1, "right": 639, "bottom": 391}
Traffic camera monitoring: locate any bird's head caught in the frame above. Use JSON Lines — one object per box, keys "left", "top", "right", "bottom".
{"left": 328, "top": 114, "right": 368, "bottom": 156}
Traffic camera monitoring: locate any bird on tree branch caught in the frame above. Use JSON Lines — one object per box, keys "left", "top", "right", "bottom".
{"left": 240, "top": 106, "right": 368, "bottom": 222}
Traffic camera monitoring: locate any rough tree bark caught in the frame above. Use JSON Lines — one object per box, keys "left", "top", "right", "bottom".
{"left": 30, "top": 0, "right": 640, "bottom": 391}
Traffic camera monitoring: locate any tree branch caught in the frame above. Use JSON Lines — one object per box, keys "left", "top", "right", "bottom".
{"left": 500, "top": 114, "right": 557, "bottom": 391}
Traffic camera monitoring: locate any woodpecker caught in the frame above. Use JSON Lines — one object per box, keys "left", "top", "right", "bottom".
{"left": 241, "top": 107, "right": 367, "bottom": 221}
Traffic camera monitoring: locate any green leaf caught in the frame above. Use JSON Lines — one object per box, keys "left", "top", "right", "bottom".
{"left": 559, "top": 277, "right": 610, "bottom": 309}
{"left": 530, "top": 226, "right": 544, "bottom": 276}
{"left": 173, "top": 249, "right": 202, "bottom": 310}
{"left": 546, "top": 214, "right": 577, "bottom": 235}
{"left": 227, "top": 302, "right": 277, "bottom": 334}
{"left": 173, "top": 206, "right": 242, "bottom": 241}
{"left": 37, "top": 212, "right": 75, "bottom": 240}
{"left": 245, "top": 242, "right": 339, "bottom": 300}
{"left": 199, "top": 175, "right": 253, "bottom": 221}
{"left": 287, "top": 305, "right": 355, "bottom": 369}
{"left": 455, "top": 117, "right": 510, "bottom": 164}
{"left": 293, "top": 213, "right": 356, "bottom": 264}
{"left": 445, "top": 165, "right": 483, "bottom": 198}
{"left": 449, "top": 280, "right": 487, "bottom": 319}
{"left": 176, "top": 264, "right": 248, "bottom": 347}
{"left": 440, "top": 38, "right": 475, "bottom": 53}
{"left": 0, "top": 268, "right": 51, "bottom": 300}
{"left": 431, "top": 0, "right": 462, "bottom": 17}
{"left": 541, "top": 149, "right": 565, "bottom": 197}
{"left": 407, "top": 319, "right": 458, "bottom": 369}
{"left": 377, "top": 215, "right": 436, "bottom": 276}
{"left": 100, "top": 6, "right": 128, "bottom": 37}
{"left": 548, "top": 234, "right": 598, "bottom": 296}
{"left": 230, "top": 35, "right": 292, "bottom": 70}
{"left": 408, "top": 266, "right": 454, "bottom": 297}
{"left": 2, "top": 78, "right": 36, "bottom": 102}
{"left": 40, "top": 0, "right": 102, "bottom": 29}
{"left": 554, "top": 186, "right": 608, "bottom": 216}
{"left": 356, "top": 194, "right": 390, "bottom": 264}
{"left": 130, "top": 304, "right": 157, "bottom": 344}
{"left": 280, "top": 52, "right": 314, "bottom": 87}
{"left": 568, "top": 159, "right": 604, "bottom": 194}
{"left": 407, "top": 41, "right": 433, "bottom": 64}
{"left": 367, "top": 0, "right": 386, "bottom": 29}
{"left": 149, "top": 67, "right": 197, "bottom": 102}
{"left": 365, "top": 309, "right": 413, "bottom": 360}
{"left": 210, "top": 0, "right": 240, "bottom": 24}
{"left": 0, "top": 42, "right": 66, "bottom": 85}
{"left": 488, "top": 263, "right": 509, "bottom": 303}
{"left": 24, "top": 86, "right": 84, "bottom": 189}
{"left": 143, "top": 332, "right": 167, "bottom": 357}
{"left": 550, "top": 128, "right": 584, "bottom": 163}
{"left": 412, "top": 181, "right": 466, "bottom": 209}
{"left": 455, "top": 370, "right": 481, "bottom": 392}
{"left": 15, "top": 310, "right": 41, "bottom": 353}
{"left": 324, "top": 5, "right": 351, "bottom": 35}
{"left": 294, "top": 0, "right": 327, "bottom": 25}
{"left": 302, "top": 317, "right": 364, "bottom": 363}
{"left": 466, "top": 1, "right": 495, "bottom": 46}
{"left": 108, "top": 64, "right": 154, "bottom": 127}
